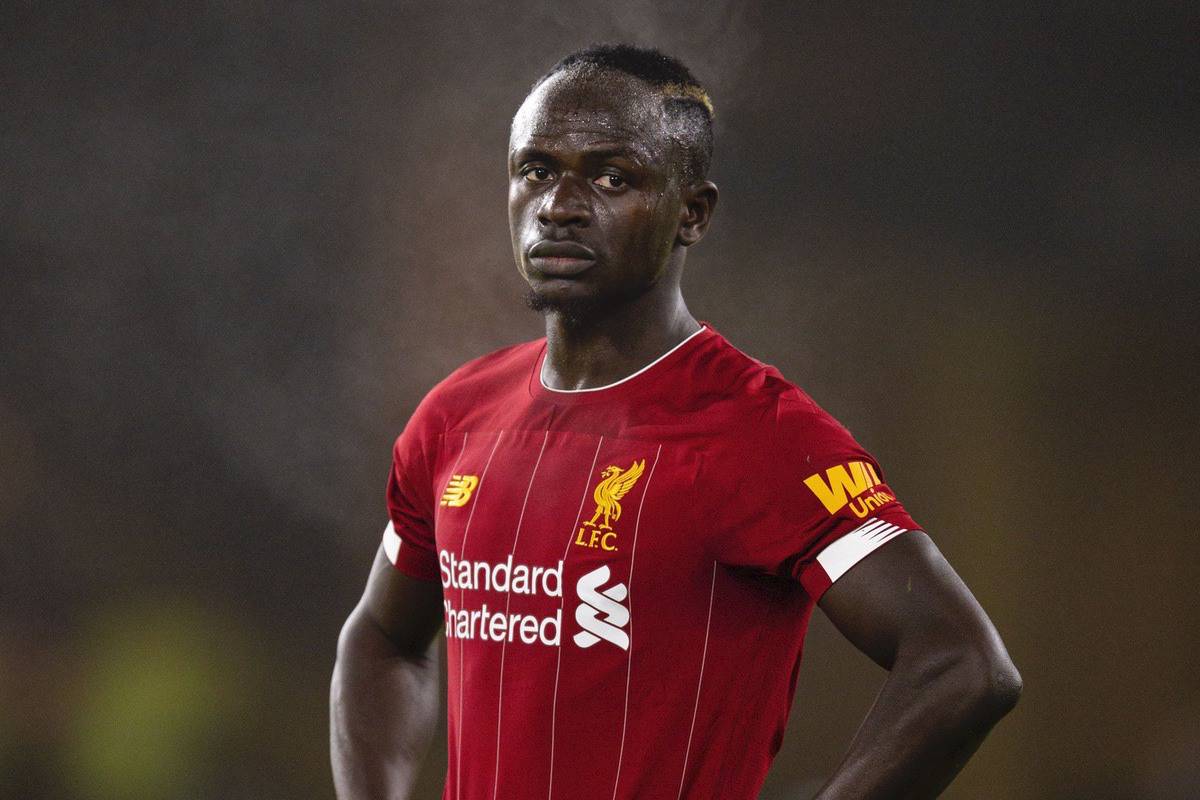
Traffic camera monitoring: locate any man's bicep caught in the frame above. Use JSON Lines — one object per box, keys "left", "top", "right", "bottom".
{"left": 357, "top": 543, "right": 445, "bottom": 660}
{"left": 816, "top": 531, "right": 1005, "bottom": 671}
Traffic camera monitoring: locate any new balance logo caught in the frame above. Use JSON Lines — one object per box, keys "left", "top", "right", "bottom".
{"left": 440, "top": 474, "right": 478, "bottom": 507}
{"left": 573, "top": 565, "right": 629, "bottom": 650}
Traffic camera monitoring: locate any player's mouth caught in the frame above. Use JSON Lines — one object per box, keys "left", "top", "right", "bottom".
{"left": 527, "top": 240, "right": 597, "bottom": 277}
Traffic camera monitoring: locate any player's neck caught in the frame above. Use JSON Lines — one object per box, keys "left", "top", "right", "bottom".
{"left": 540, "top": 289, "right": 700, "bottom": 392}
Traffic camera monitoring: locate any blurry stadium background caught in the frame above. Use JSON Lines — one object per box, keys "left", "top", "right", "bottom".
{"left": 3, "top": 3, "right": 1197, "bottom": 798}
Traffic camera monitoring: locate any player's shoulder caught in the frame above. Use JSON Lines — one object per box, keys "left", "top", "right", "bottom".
{"left": 442, "top": 337, "right": 542, "bottom": 386}
{"left": 419, "top": 335, "right": 543, "bottom": 410}
{"left": 700, "top": 325, "right": 857, "bottom": 449}
{"left": 699, "top": 325, "right": 818, "bottom": 416}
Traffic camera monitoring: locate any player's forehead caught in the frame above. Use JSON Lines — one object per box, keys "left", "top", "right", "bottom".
{"left": 509, "top": 68, "right": 671, "bottom": 163}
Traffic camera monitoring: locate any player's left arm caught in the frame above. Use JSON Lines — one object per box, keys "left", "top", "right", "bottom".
{"left": 809, "top": 530, "right": 1022, "bottom": 799}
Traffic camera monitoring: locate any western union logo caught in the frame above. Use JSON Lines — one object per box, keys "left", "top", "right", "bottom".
{"left": 803, "top": 461, "right": 893, "bottom": 518}
{"left": 440, "top": 474, "right": 479, "bottom": 507}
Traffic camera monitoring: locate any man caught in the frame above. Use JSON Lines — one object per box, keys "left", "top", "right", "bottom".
{"left": 331, "top": 44, "right": 1020, "bottom": 799}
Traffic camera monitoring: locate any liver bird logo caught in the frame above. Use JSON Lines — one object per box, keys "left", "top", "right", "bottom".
{"left": 585, "top": 459, "right": 646, "bottom": 530}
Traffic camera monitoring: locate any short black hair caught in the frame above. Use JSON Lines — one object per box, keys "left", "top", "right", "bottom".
{"left": 531, "top": 43, "right": 715, "bottom": 184}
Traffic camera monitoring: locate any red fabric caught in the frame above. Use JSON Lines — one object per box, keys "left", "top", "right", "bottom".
{"left": 383, "top": 323, "right": 920, "bottom": 800}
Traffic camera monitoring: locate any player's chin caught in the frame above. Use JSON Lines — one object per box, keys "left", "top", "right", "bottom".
{"left": 523, "top": 281, "right": 606, "bottom": 320}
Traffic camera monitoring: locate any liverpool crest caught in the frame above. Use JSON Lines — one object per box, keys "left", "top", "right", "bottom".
{"left": 574, "top": 459, "right": 646, "bottom": 551}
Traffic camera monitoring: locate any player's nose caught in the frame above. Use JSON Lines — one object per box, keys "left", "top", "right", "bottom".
{"left": 537, "top": 173, "right": 591, "bottom": 228}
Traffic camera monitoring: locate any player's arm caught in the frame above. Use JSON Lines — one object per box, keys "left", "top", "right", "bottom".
{"left": 809, "top": 531, "right": 1021, "bottom": 799}
{"left": 330, "top": 543, "right": 444, "bottom": 800}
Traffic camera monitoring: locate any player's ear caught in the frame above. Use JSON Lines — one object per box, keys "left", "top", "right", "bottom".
{"left": 677, "top": 180, "right": 718, "bottom": 247}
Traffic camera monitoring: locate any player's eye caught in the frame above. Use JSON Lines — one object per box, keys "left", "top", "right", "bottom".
{"left": 522, "top": 166, "right": 553, "bottom": 183}
{"left": 594, "top": 173, "right": 625, "bottom": 189}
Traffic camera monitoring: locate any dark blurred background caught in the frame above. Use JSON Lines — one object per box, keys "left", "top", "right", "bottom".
{"left": 2, "top": 3, "right": 1197, "bottom": 798}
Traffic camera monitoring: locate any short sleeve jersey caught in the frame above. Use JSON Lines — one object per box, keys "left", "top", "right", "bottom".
{"left": 383, "top": 323, "right": 922, "bottom": 800}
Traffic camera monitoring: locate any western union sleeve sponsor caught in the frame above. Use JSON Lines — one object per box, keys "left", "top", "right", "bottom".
{"left": 802, "top": 460, "right": 893, "bottom": 517}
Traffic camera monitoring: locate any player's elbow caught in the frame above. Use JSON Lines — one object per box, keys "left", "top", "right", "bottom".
{"left": 959, "top": 645, "right": 1022, "bottom": 724}
{"left": 914, "top": 635, "right": 1022, "bottom": 727}
{"left": 985, "top": 656, "right": 1023, "bottom": 717}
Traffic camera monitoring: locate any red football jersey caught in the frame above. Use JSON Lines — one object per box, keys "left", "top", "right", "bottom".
{"left": 383, "top": 323, "right": 922, "bottom": 800}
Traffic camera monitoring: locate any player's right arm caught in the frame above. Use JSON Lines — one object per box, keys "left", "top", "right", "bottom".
{"left": 330, "top": 542, "right": 443, "bottom": 799}
{"left": 332, "top": 391, "right": 447, "bottom": 799}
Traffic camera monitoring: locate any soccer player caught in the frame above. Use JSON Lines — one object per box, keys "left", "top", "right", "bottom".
{"left": 331, "top": 44, "right": 1021, "bottom": 799}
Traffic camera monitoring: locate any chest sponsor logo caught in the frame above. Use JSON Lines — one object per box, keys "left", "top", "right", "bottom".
{"left": 440, "top": 550, "right": 562, "bottom": 646}
{"left": 574, "top": 458, "right": 645, "bottom": 551}
{"left": 573, "top": 565, "right": 630, "bottom": 650}
{"left": 440, "top": 474, "right": 479, "bottom": 507}
{"left": 803, "top": 460, "right": 895, "bottom": 519}
{"left": 437, "top": 553, "right": 632, "bottom": 652}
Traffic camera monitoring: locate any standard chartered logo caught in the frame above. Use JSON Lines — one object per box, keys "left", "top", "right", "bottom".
{"left": 439, "top": 551, "right": 630, "bottom": 652}
{"left": 573, "top": 565, "right": 630, "bottom": 651}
